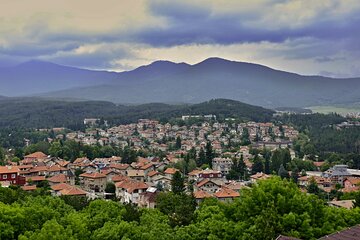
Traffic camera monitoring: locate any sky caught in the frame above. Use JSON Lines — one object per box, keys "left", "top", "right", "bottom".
{"left": 0, "top": 0, "right": 360, "bottom": 77}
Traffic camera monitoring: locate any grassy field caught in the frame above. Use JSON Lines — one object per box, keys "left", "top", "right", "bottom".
{"left": 308, "top": 105, "right": 360, "bottom": 114}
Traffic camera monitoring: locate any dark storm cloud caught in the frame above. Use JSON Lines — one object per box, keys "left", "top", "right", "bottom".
{"left": 136, "top": 1, "right": 360, "bottom": 48}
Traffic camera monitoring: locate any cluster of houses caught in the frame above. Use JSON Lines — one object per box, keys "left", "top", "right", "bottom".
{"left": 0, "top": 149, "right": 273, "bottom": 207}
{"left": 6, "top": 118, "right": 360, "bottom": 209}
{"left": 55, "top": 119, "right": 299, "bottom": 153}
{"left": 299, "top": 164, "right": 360, "bottom": 193}
{"left": 2, "top": 149, "right": 360, "bottom": 209}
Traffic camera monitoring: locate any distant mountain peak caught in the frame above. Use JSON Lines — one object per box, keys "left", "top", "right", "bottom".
{"left": 196, "top": 57, "right": 235, "bottom": 65}
{"left": 143, "top": 60, "right": 190, "bottom": 68}
{"left": 129, "top": 60, "right": 190, "bottom": 74}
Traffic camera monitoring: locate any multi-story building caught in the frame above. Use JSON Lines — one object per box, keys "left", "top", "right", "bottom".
{"left": 0, "top": 166, "right": 26, "bottom": 186}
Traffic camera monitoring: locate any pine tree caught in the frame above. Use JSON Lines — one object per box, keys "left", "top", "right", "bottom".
{"left": 175, "top": 136, "right": 181, "bottom": 149}
{"left": 251, "top": 155, "right": 264, "bottom": 174}
{"left": 237, "top": 154, "right": 247, "bottom": 178}
{"left": 282, "top": 148, "right": 292, "bottom": 166}
{"left": 241, "top": 128, "right": 251, "bottom": 145}
{"left": 197, "top": 147, "right": 206, "bottom": 167}
{"left": 227, "top": 158, "right": 239, "bottom": 180}
{"left": 271, "top": 149, "right": 282, "bottom": 173}
{"left": 291, "top": 166, "right": 299, "bottom": 183}
{"left": 171, "top": 171, "right": 185, "bottom": 194}
{"left": 278, "top": 164, "right": 289, "bottom": 179}
{"left": 307, "top": 177, "right": 320, "bottom": 194}
{"left": 205, "top": 141, "right": 214, "bottom": 168}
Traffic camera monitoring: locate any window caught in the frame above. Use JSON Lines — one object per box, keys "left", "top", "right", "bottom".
{"left": 11, "top": 174, "right": 16, "bottom": 179}
{"left": 3, "top": 174, "right": 7, "bottom": 179}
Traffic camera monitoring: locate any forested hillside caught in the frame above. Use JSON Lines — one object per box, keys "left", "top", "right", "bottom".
{"left": 0, "top": 98, "right": 274, "bottom": 129}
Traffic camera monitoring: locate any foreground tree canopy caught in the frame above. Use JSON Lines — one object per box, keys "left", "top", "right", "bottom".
{"left": 1, "top": 177, "right": 360, "bottom": 240}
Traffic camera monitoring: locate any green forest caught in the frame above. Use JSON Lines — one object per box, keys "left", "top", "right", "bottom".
{"left": 0, "top": 98, "right": 274, "bottom": 129}
{"left": 1, "top": 177, "right": 360, "bottom": 240}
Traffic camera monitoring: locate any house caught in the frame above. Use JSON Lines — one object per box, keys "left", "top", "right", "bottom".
{"left": 71, "top": 157, "right": 91, "bottom": 168}
{"left": 0, "top": 166, "right": 26, "bottom": 186}
{"left": 46, "top": 174, "right": 75, "bottom": 186}
{"left": 47, "top": 165, "right": 68, "bottom": 176}
{"left": 79, "top": 172, "right": 107, "bottom": 193}
{"left": 109, "top": 163, "right": 131, "bottom": 176}
{"left": 194, "top": 190, "right": 212, "bottom": 204}
{"left": 21, "top": 185, "right": 37, "bottom": 191}
{"left": 328, "top": 200, "right": 354, "bottom": 209}
{"left": 59, "top": 186, "right": 87, "bottom": 196}
{"left": 140, "top": 163, "right": 155, "bottom": 176}
{"left": 100, "top": 169, "right": 118, "bottom": 182}
{"left": 151, "top": 174, "right": 172, "bottom": 190}
{"left": 138, "top": 187, "right": 158, "bottom": 208}
{"left": 164, "top": 168, "right": 179, "bottom": 178}
{"left": 214, "top": 187, "right": 240, "bottom": 202}
{"left": 323, "top": 165, "right": 352, "bottom": 186}
{"left": 298, "top": 176, "right": 310, "bottom": 187}
{"left": 147, "top": 170, "right": 160, "bottom": 182}
{"left": 112, "top": 175, "right": 130, "bottom": 183}
{"left": 127, "top": 170, "right": 145, "bottom": 182}
{"left": 115, "top": 180, "right": 149, "bottom": 205}
{"left": 188, "top": 169, "right": 202, "bottom": 182}
{"left": 226, "top": 181, "right": 247, "bottom": 192}
{"left": 318, "top": 224, "right": 360, "bottom": 240}
{"left": 28, "top": 166, "right": 49, "bottom": 176}
{"left": 212, "top": 157, "right": 233, "bottom": 175}
{"left": 250, "top": 172, "right": 271, "bottom": 182}
{"left": 23, "top": 151, "right": 47, "bottom": 163}
{"left": 196, "top": 179, "right": 223, "bottom": 194}
{"left": 343, "top": 177, "right": 360, "bottom": 190}
{"left": 26, "top": 175, "right": 46, "bottom": 185}
{"left": 199, "top": 169, "right": 223, "bottom": 179}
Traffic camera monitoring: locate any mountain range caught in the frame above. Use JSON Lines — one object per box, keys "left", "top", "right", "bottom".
{"left": 1, "top": 58, "right": 360, "bottom": 108}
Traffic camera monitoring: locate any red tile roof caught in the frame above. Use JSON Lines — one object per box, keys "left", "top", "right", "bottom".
{"left": 164, "top": 168, "right": 178, "bottom": 175}
{"left": 26, "top": 176, "right": 46, "bottom": 182}
{"left": 194, "top": 190, "right": 212, "bottom": 199}
{"left": 147, "top": 170, "right": 160, "bottom": 177}
{"left": 29, "top": 166, "right": 48, "bottom": 173}
{"left": 188, "top": 169, "right": 201, "bottom": 176}
{"left": 73, "top": 157, "right": 89, "bottom": 164}
{"left": 109, "top": 163, "right": 130, "bottom": 170}
{"left": 140, "top": 163, "right": 154, "bottom": 170}
{"left": 21, "top": 185, "right": 37, "bottom": 191}
{"left": 24, "top": 152, "right": 47, "bottom": 159}
{"left": 51, "top": 183, "right": 73, "bottom": 191}
{"left": 100, "top": 169, "right": 117, "bottom": 175}
{"left": 345, "top": 177, "right": 360, "bottom": 186}
{"left": 0, "top": 166, "right": 20, "bottom": 174}
{"left": 250, "top": 172, "right": 270, "bottom": 180}
{"left": 48, "top": 165, "right": 67, "bottom": 172}
{"left": 60, "top": 186, "right": 87, "bottom": 196}
{"left": 80, "top": 172, "right": 106, "bottom": 179}
{"left": 214, "top": 187, "right": 240, "bottom": 198}
{"left": 197, "top": 179, "right": 222, "bottom": 188}
{"left": 112, "top": 175, "right": 130, "bottom": 182}
{"left": 47, "top": 174, "right": 67, "bottom": 183}
{"left": 319, "top": 224, "right": 360, "bottom": 240}
{"left": 57, "top": 160, "right": 70, "bottom": 167}
{"left": 115, "top": 180, "right": 148, "bottom": 193}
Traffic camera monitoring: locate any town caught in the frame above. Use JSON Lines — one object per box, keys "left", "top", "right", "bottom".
{"left": 1, "top": 116, "right": 359, "bottom": 210}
